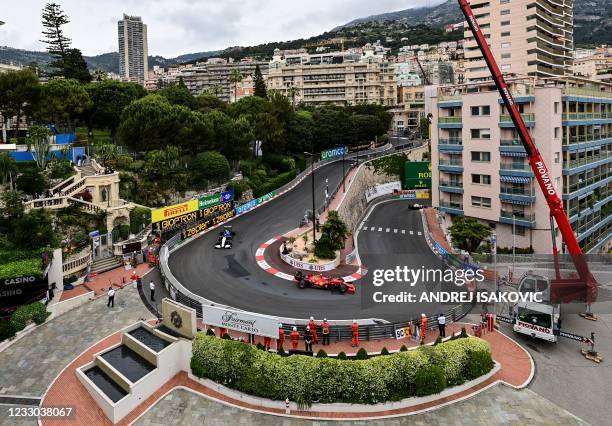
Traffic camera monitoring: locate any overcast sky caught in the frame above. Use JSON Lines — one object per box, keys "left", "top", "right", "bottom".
{"left": 1, "top": 0, "right": 444, "bottom": 57}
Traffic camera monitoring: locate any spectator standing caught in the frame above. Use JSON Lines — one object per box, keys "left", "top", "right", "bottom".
{"left": 438, "top": 313, "right": 446, "bottom": 337}
{"left": 303, "top": 326, "right": 313, "bottom": 352}
{"left": 107, "top": 287, "right": 115, "bottom": 307}
{"left": 321, "top": 319, "right": 330, "bottom": 345}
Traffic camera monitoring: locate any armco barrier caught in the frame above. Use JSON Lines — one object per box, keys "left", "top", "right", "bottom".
{"left": 156, "top": 139, "right": 478, "bottom": 340}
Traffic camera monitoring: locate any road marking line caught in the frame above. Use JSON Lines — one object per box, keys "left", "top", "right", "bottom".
{"left": 409, "top": 230, "right": 414, "bottom": 235}
{"left": 401, "top": 230, "right": 406, "bottom": 234}
{"left": 386, "top": 228, "right": 390, "bottom": 232}
{"left": 371, "top": 227, "right": 376, "bottom": 231}
{"left": 393, "top": 229, "right": 398, "bottom": 233}
{"left": 378, "top": 227, "right": 382, "bottom": 232}
{"left": 418, "top": 231, "right": 422, "bottom": 236}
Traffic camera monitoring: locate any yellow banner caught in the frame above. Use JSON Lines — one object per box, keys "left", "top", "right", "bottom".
{"left": 151, "top": 200, "right": 198, "bottom": 223}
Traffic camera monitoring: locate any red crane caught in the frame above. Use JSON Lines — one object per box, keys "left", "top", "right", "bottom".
{"left": 457, "top": 0, "right": 598, "bottom": 307}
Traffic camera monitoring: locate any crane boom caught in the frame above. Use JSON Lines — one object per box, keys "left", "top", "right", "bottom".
{"left": 457, "top": 0, "right": 597, "bottom": 304}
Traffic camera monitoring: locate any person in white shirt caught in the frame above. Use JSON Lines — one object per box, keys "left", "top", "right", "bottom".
{"left": 107, "top": 287, "right": 115, "bottom": 308}
{"left": 149, "top": 281, "right": 155, "bottom": 301}
{"left": 437, "top": 313, "right": 446, "bottom": 337}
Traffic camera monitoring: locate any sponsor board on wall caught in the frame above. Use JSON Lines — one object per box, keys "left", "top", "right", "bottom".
{"left": 235, "top": 191, "right": 276, "bottom": 215}
{"left": 151, "top": 200, "right": 199, "bottom": 224}
{"left": 159, "top": 201, "right": 233, "bottom": 232}
{"left": 198, "top": 191, "right": 233, "bottom": 209}
{"left": 403, "top": 161, "right": 432, "bottom": 190}
{"left": 1, "top": 275, "right": 48, "bottom": 308}
{"left": 202, "top": 304, "right": 280, "bottom": 338}
{"left": 180, "top": 209, "right": 236, "bottom": 240}
{"left": 365, "top": 181, "right": 402, "bottom": 203}
{"left": 396, "top": 189, "right": 430, "bottom": 199}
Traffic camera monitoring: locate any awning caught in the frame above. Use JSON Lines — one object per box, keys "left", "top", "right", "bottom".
{"left": 500, "top": 175, "right": 531, "bottom": 184}
{"left": 500, "top": 151, "right": 528, "bottom": 157}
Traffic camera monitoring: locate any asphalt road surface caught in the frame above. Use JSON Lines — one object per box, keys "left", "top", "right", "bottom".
{"left": 168, "top": 148, "right": 456, "bottom": 322}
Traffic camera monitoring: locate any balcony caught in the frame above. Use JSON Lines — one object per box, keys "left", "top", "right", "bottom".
{"left": 439, "top": 159, "right": 464, "bottom": 173}
{"left": 565, "top": 174, "right": 612, "bottom": 199}
{"left": 500, "top": 163, "right": 535, "bottom": 178}
{"left": 499, "top": 139, "right": 528, "bottom": 155}
{"left": 562, "top": 112, "right": 612, "bottom": 124}
{"left": 563, "top": 87, "right": 612, "bottom": 100}
{"left": 438, "top": 138, "right": 463, "bottom": 152}
{"left": 438, "top": 200, "right": 464, "bottom": 215}
{"left": 499, "top": 210, "right": 536, "bottom": 227}
{"left": 439, "top": 180, "right": 464, "bottom": 194}
{"left": 563, "top": 132, "right": 612, "bottom": 151}
{"left": 499, "top": 187, "right": 536, "bottom": 205}
{"left": 499, "top": 113, "right": 535, "bottom": 128}
{"left": 438, "top": 116, "right": 463, "bottom": 129}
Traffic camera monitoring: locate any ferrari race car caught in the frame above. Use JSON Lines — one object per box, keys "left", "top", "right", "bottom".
{"left": 215, "top": 226, "right": 234, "bottom": 249}
{"left": 294, "top": 271, "right": 355, "bottom": 294}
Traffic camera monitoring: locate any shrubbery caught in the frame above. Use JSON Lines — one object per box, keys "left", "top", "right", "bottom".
{"left": 1, "top": 303, "right": 50, "bottom": 342}
{"left": 191, "top": 334, "right": 493, "bottom": 406}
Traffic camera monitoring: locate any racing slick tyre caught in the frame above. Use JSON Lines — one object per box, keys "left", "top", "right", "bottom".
{"left": 298, "top": 280, "right": 308, "bottom": 289}
{"left": 339, "top": 283, "right": 347, "bottom": 294}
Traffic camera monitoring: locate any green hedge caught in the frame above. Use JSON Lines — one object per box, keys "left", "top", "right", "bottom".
{"left": 9, "top": 302, "right": 50, "bottom": 333}
{"left": 250, "top": 170, "right": 296, "bottom": 198}
{"left": 0, "top": 258, "right": 43, "bottom": 280}
{"left": 191, "top": 335, "right": 493, "bottom": 406}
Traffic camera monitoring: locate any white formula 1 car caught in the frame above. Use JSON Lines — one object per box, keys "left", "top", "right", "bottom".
{"left": 215, "top": 226, "right": 234, "bottom": 249}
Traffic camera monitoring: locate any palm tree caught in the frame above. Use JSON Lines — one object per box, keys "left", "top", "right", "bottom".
{"left": 229, "top": 69, "right": 243, "bottom": 103}
{"left": 286, "top": 84, "right": 301, "bottom": 109}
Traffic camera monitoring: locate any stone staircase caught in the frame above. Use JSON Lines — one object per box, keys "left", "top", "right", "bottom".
{"left": 78, "top": 164, "right": 98, "bottom": 177}
{"left": 91, "top": 256, "right": 123, "bottom": 274}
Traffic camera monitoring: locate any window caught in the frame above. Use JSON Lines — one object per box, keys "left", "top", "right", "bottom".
{"left": 554, "top": 127, "right": 560, "bottom": 138}
{"left": 471, "top": 151, "right": 491, "bottom": 162}
{"left": 501, "top": 9, "right": 510, "bottom": 15}
{"left": 472, "top": 174, "right": 492, "bottom": 185}
{"left": 501, "top": 42, "right": 511, "bottom": 48}
{"left": 554, "top": 102, "right": 560, "bottom": 114}
{"left": 512, "top": 225, "right": 526, "bottom": 236}
{"left": 501, "top": 64, "right": 511, "bottom": 70}
{"left": 471, "top": 196, "right": 492, "bottom": 208}
{"left": 554, "top": 152, "right": 560, "bottom": 163}
{"left": 500, "top": 0, "right": 510, "bottom": 3}
{"left": 470, "top": 105, "right": 491, "bottom": 116}
{"left": 501, "top": 20, "right": 510, "bottom": 26}
{"left": 471, "top": 128, "right": 491, "bottom": 139}
{"left": 501, "top": 53, "right": 511, "bottom": 59}
{"left": 501, "top": 31, "right": 511, "bottom": 37}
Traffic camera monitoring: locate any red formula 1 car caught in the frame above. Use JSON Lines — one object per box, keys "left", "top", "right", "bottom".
{"left": 293, "top": 271, "right": 355, "bottom": 294}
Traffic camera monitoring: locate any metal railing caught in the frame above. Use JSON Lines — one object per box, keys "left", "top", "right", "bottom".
{"left": 439, "top": 138, "right": 462, "bottom": 145}
{"left": 562, "top": 112, "right": 612, "bottom": 121}
{"left": 499, "top": 113, "right": 535, "bottom": 122}
{"left": 438, "top": 116, "right": 463, "bottom": 124}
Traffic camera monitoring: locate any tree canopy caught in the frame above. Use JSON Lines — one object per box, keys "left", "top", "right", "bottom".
{"left": 448, "top": 216, "right": 492, "bottom": 253}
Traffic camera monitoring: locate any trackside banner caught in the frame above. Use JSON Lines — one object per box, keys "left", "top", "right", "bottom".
{"left": 151, "top": 200, "right": 198, "bottom": 223}
{"left": 198, "top": 191, "right": 233, "bottom": 209}
{"left": 235, "top": 191, "right": 275, "bottom": 215}
{"left": 321, "top": 145, "right": 348, "bottom": 160}
{"left": 202, "top": 304, "right": 280, "bottom": 338}
{"left": 159, "top": 201, "right": 233, "bottom": 232}
{"left": 180, "top": 209, "right": 236, "bottom": 240}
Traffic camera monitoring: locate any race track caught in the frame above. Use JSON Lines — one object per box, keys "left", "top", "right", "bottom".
{"left": 168, "top": 150, "right": 455, "bottom": 322}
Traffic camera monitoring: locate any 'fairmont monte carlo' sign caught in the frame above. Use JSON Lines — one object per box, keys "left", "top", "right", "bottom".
{"left": 202, "top": 304, "right": 280, "bottom": 338}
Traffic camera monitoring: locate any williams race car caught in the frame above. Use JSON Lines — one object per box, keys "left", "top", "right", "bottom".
{"left": 215, "top": 226, "right": 234, "bottom": 249}
{"left": 293, "top": 271, "right": 355, "bottom": 294}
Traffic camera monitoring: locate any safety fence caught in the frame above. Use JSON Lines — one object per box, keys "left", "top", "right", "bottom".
{"left": 155, "top": 139, "right": 477, "bottom": 342}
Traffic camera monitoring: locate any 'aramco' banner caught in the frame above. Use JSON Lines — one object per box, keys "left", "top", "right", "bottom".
{"left": 235, "top": 191, "right": 276, "bottom": 215}
{"left": 321, "top": 146, "right": 348, "bottom": 160}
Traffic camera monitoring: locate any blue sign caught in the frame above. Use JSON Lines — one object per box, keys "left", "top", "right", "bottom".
{"left": 321, "top": 146, "right": 348, "bottom": 160}
{"left": 220, "top": 190, "right": 233, "bottom": 203}
{"left": 236, "top": 199, "right": 257, "bottom": 215}
{"left": 433, "top": 241, "right": 447, "bottom": 256}
{"left": 89, "top": 230, "right": 100, "bottom": 238}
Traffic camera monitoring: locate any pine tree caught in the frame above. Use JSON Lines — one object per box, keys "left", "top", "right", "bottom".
{"left": 40, "top": 3, "right": 72, "bottom": 76}
{"left": 253, "top": 64, "right": 267, "bottom": 98}
{"left": 63, "top": 48, "right": 92, "bottom": 83}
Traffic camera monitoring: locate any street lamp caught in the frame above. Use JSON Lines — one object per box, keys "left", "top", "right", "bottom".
{"left": 512, "top": 214, "right": 516, "bottom": 281}
{"left": 304, "top": 151, "right": 317, "bottom": 244}
{"left": 325, "top": 178, "right": 329, "bottom": 204}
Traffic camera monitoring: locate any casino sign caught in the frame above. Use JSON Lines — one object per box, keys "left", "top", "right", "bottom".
{"left": 1, "top": 274, "right": 48, "bottom": 310}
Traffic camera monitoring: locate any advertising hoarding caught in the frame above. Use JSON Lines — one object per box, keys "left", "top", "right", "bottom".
{"left": 202, "top": 304, "right": 280, "bottom": 338}
{"left": 321, "top": 146, "right": 348, "bottom": 160}
{"left": 159, "top": 201, "right": 233, "bottom": 232}
{"left": 403, "top": 161, "right": 432, "bottom": 190}
{"left": 235, "top": 191, "right": 275, "bottom": 215}
{"left": 180, "top": 209, "right": 236, "bottom": 240}
{"left": 198, "top": 191, "right": 233, "bottom": 209}
{"left": 151, "top": 200, "right": 198, "bottom": 224}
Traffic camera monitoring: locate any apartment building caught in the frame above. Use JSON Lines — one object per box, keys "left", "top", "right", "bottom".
{"left": 432, "top": 77, "right": 612, "bottom": 254}
{"left": 164, "top": 60, "right": 268, "bottom": 102}
{"left": 463, "top": 0, "right": 573, "bottom": 81}
{"left": 391, "top": 86, "right": 426, "bottom": 135}
{"left": 118, "top": 14, "right": 148, "bottom": 84}
{"left": 572, "top": 46, "right": 612, "bottom": 81}
{"left": 266, "top": 48, "right": 396, "bottom": 106}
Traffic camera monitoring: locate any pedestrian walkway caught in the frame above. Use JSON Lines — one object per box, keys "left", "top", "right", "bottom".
{"left": 0, "top": 282, "right": 151, "bottom": 399}
{"left": 424, "top": 207, "right": 452, "bottom": 253}
{"left": 131, "top": 385, "right": 584, "bottom": 426}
